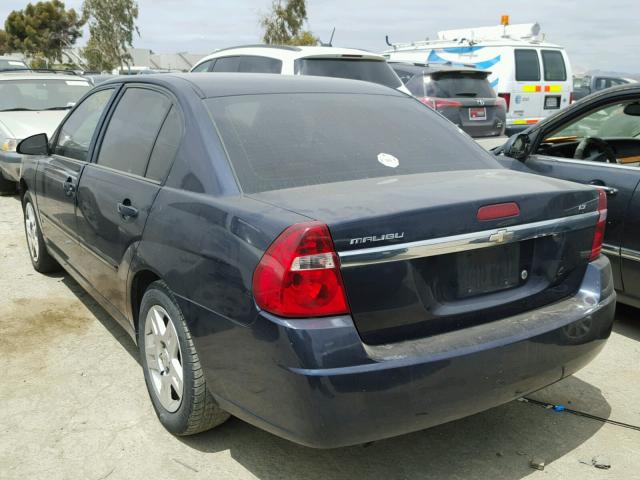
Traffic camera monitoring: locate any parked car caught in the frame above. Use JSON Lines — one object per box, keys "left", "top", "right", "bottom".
{"left": 190, "top": 44, "right": 410, "bottom": 94}
{"left": 0, "top": 71, "right": 92, "bottom": 194}
{"left": 390, "top": 62, "right": 506, "bottom": 137}
{"left": 497, "top": 82, "right": 640, "bottom": 308}
{"left": 384, "top": 22, "right": 573, "bottom": 135}
{"left": 17, "top": 73, "right": 614, "bottom": 448}
{"left": 0, "top": 57, "right": 29, "bottom": 71}
{"left": 573, "top": 74, "right": 635, "bottom": 102}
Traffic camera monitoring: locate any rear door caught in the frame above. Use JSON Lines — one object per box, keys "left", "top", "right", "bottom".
{"left": 73, "top": 85, "right": 182, "bottom": 314}
{"left": 36, "top": 87, "right": 115, "bottom": 264}
{"left": 512, "top": 49, "right": 544, "bottom": 127}
{"left": 540, "top": 49, "right": 571, "bottom": 115}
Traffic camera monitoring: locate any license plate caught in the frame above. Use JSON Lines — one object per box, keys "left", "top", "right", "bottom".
{"left": 544, "top": 96, "right": 560, "bottom": 109}
{"left": 456, "top": 244, "right": 520, "bottom": 298}
{"left": 469, "top": 107, "right": 487, "bottom": 120}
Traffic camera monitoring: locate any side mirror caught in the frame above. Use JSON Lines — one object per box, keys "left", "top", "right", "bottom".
{"left": 17, "top": 133, "right": 49, "bottom": 156}
{"left": 503, "top": 133, "right": 531, "bottom": 161}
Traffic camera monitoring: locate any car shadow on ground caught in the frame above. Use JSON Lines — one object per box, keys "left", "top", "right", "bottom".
{"left": 613, "top": 304, "right": 640, "bottom": 341}
{"left": 56, "top": 270, "right": 615, "bottom": 480}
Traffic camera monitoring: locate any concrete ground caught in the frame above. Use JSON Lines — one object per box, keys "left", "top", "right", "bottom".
{"left": 1, "top": 192, "right": 639, "bottom": 480}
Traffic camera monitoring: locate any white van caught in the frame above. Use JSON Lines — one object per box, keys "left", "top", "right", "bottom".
{"left": 383, "top": 23, "right": 573, "bottom": 134}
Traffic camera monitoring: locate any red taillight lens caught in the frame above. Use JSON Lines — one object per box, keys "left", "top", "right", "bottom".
{"left": 498, "top": 92, "right": 511, "bottom": 112}
{"left": 569, "top": 92, "right": 575, "bottom": 103}
{"left": 589, "top": 189, "right": 607, "bottom": 261}
{"left": 418, "top": 97, "right": 462, "bottom": 109}
{"left": 253, "top": 222, "right": 350, "bottom": 318}
{"left": 477, "top": 202, "right": 520, "bottom": 221}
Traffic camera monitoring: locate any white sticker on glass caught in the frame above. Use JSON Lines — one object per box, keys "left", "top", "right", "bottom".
{"left": 377, "top": 152, "right": 399, "bottom": 168}
{"left": 65, "top": 80, "right": 90, "bottom": 86}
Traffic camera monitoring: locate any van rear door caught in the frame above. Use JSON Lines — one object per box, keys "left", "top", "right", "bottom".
{"left": 511, "top": 49, "right": 544, "bottom": 128}
{"left": 540, "top": 49, "right": 571, "bottom": 113}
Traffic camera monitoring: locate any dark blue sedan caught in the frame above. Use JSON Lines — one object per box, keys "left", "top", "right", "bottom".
{"left": 16, "top": 73, "right": 615, "bottom": 448}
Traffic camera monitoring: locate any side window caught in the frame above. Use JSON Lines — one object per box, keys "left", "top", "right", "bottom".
{"left": 211, "top": 56, "right": 282, "bottom": 73}
{"left": 96, "top": 88, "right": 171, "bottom": 176}
{"left": 595, "top": 78, "right": 608, "bottom": 90}
{"left": 192, "top": 60, "right": 214, "bottom": 72}
{"left": 211, "top": 56, "right": 241, "bottom": 72}
{"left": 145, "top": 107, "right": 183, "bottom": 182}
{"left": 237, "top": 56, "right": 282, "bottom": 73}
{"left": 514, "top": 49, "right": 540, "bottom": 82}
{"left": 541, "top": 50, "right": 567, "bottom": 81}
{"left": 54, "top": 88, "right": 114, "bottom": 161}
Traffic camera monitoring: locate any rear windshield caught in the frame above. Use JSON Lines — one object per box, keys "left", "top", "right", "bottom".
{"left": 514, "top": 49, "right": 540, "bottom": 82}
{"left": 423, "top": 72, "right": 495, "bottom": 98}
{"left": 294, "top": 58, "right": 402, "bottom": 89}
{"left": 541, "top": 50, "right": 567, "bottom": 81}
{"left": 206, "top": 93, "right": 499, "bottom": 193}
{"left": 0, "top": 79, "right": 92, "bottom": 111}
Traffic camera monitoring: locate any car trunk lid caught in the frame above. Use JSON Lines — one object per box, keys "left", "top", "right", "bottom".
{"left": 249, "top": 169, "right": 600, "bottom": 344}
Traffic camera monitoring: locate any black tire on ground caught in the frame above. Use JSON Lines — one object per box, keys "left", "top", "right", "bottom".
{"left": 138, "top": 280, "right": 230, "bottom": 435}
{"left": 0, "top": 171, "right": 17, "bottom": 195}
{"left": 22, "top": 191, "right": 60, "bottom": 273}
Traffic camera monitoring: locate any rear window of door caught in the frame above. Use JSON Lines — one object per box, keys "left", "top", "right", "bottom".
{"left": 514, "top": 49, "right": 540, "bottom": 82}
{"left": 211, "top": 55, "right": 282, "bottom": 73}
{"left": 145, "top": 106, "right": 183, "bottom": 182}
{"left": 54, "top": 88, "right": 114, "bottom": 161}
{"left": 294, "top": 58, "right": 402, "bottom": 88}
{"left": 541, "top": 50, "right": 567, "bottom": 81}
{"left": 96, "top": 88, "right": 172, "bottom": 177}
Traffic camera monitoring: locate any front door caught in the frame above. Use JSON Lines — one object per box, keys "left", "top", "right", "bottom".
{"left": 522, "top": 95, "right": 640, "bottom": 296}
{"left": 36, "top": 87, "right": 115, "bottom": 264}
{"left": 74, "top": 85, "right": 180, "bottom": 315}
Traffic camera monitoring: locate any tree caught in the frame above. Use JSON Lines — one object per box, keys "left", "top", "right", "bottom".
{"left": 260, "top": 0, "right": 317, "bottom": 46}
{"left": 4, "top": 1, "right": 83, "bottom": 66}
{"left": 82, "top": 0, "right": 139, "bottom": 72}
{"left": 0, "top": 30, "right": 9, "bottom": 55}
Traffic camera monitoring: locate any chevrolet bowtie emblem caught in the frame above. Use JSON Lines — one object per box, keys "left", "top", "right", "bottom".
{"left": 489, "top": 229, "right": 514, "bottom": 244}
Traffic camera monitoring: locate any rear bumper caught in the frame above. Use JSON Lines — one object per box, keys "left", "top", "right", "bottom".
{"left": 189, "top": 256, "right": 615, "bottom": 448}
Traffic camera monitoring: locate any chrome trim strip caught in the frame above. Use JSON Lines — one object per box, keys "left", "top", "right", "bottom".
{"left": 621, "top": 247, "right": 640, "bottom": 262}
{"left": 338, "top": 211, "right": 599, "bottom": 268}
{"left": 602, "top": 243, "right": 620, "bottom": 257}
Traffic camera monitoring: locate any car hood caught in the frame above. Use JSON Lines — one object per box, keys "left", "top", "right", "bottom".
{"left": 0, "top": 111, "right": 68, "bottom": 139}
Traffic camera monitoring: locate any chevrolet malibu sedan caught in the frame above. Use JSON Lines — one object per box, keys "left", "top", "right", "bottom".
{"left": 17, "top": 73, "right": 615, "bottom": 448}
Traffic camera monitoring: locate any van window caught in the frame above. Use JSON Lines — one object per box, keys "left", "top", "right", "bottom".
{"left": 514, "top": 50, "right": 540, "bottom": 82}
{"left": 541, "top": 50, "right": 567, "bottom": 81}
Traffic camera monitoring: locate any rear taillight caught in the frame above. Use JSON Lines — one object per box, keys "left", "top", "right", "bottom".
{"left": 418, "top": 97, "right": 462, "bottom": 110}
{"left": 589, "top": 189, "right": 607, "bottom": 261}
{"left": 569, "top": 92, "right": 575, "bottom": 103}
{"left": 253, "top": 222, "right": 350, "bottom": 318}
{"left": 498, "top": 92, "right": 511, "bottom": 112}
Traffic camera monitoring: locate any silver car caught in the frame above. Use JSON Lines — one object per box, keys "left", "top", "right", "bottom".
{"left": 0, "top": 71, "right": 92, "bottom": 194}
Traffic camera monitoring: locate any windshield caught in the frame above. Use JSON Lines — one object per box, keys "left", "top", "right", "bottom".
{"left": 423, "top": 72, "right": 495, "bottom": 98}
{"left": 294, "top": 58, "right": 402, "bottom": 89}
{"left": 0, "top": 78, "right": 92, "bottom": 111}
{"left": 206, "top": 93, "right": 498, "bottom": 193}
{"left": 0, "top": 59, "right": 28, "bottom": 71}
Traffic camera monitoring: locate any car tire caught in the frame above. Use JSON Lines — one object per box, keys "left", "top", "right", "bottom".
{"left": 22, "top": 191, "right": 60, "bottom": 273}
{"left": 0, "top": 171, "right": 17, "bottom": 196}
{"left": 138, "top": 280, "right": 230, "bottom": 435}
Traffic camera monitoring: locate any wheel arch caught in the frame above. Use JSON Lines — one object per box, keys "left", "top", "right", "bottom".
{"left": 130, "top": 268, "right": 162, "bottom": 336}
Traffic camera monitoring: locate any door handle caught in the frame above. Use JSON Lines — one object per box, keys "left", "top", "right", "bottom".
{"left": 589, "top": 181, "right": 618, "bottom": 197}
{"left": 117, "top": 201, "right": 138, "bottom": 219}
{"left": 63, "top": 177, "right": 76, "bottom": 197}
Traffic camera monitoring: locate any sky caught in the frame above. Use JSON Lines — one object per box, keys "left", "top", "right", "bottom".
{"left": 1, "top": 0, "right": 639, "bottom": 73}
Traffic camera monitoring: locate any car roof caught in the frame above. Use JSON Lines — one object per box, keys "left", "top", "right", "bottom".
{"left": 0, "top": 70, "right": 88, "bottom": 82}
{"left": 193, "top": 45, "right": 385, "bottom": 68}
{"left": 101, "top": 72, "right": 405, "bottom": 99}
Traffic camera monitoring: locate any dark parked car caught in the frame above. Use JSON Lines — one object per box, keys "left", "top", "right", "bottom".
{"left": 390, "top": 62, "right": 506, "bottom": 137}
{"left": 17, "top": 73, "right": 614, "bottom": 448}
{"left": 573, "top": 74, "right": 634, "bottom": 102}
{"left": 498, "top": 83, "right": 640, "bottom": 309}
